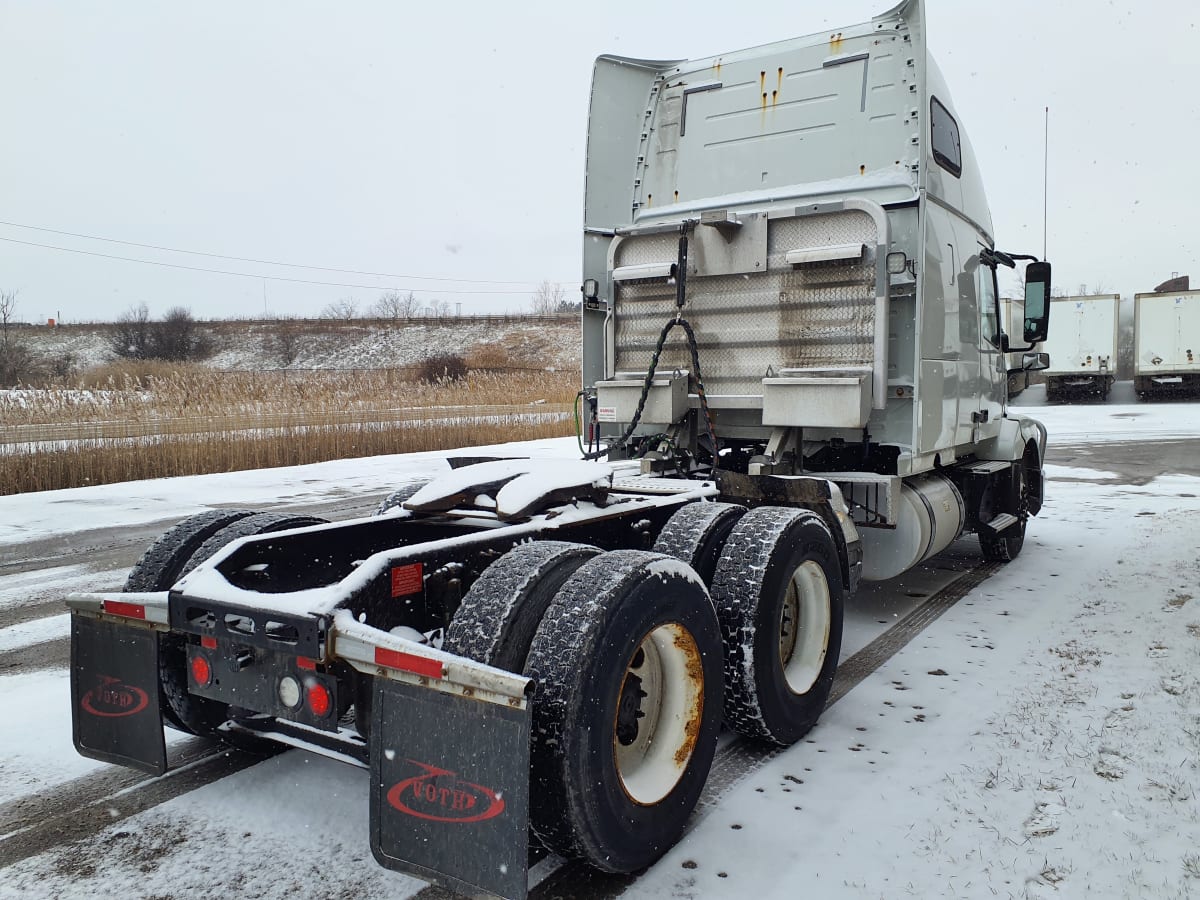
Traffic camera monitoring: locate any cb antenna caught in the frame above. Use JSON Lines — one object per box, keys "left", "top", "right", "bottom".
{"left": 1043, "top": 106, "right": 1049, "bottom": 260}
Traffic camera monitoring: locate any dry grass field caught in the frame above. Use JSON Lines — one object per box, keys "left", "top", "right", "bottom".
{"left": 0, "top": 362, "right": 576, "bottom": 495}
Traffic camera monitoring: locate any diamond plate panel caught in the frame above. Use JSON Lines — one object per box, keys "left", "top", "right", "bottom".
{"left": 613, "top": 211, "right": 878, "bottom": 400}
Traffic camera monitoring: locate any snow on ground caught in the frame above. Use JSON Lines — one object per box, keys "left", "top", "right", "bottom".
{"left": 0, "top": 614, "right": 68, "bottom": 653}
{"left": 0, "top": 391, "right": 1198, "bottom": 898}
{"left": 0, "top": 436, "right": 579, "bottom": 545}
{"left": 628, "top": 465, "right": 1200, "bottom": 900}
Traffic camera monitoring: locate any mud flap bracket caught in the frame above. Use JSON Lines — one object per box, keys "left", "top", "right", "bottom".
{"left": 70, "top": 612, "right": 167, "bottom": 776}
{"left": 369, "top": 677, "right": 532, "bottom": 900}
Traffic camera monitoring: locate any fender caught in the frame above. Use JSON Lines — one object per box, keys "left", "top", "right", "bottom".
{"left": 972, "top": 415, "right": 1047, "bottom": 466}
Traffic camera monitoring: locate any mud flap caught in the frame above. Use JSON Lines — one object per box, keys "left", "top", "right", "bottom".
{"left": 70, "top": 613, "right": 167, "bottom": 776}
{"left": 370, "top": 678, "right": 531, "bottom": 900}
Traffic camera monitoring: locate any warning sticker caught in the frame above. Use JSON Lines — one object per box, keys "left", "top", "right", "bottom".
{"left": 596, "top": 406, "right": 617, "bottom": 423}
{"left": 391, "top": 563, "right": 424, "bottom": 598}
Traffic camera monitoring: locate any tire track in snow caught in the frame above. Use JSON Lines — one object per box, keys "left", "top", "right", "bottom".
{"left": 0, "top": 738, "right": 271, "bottom": 870}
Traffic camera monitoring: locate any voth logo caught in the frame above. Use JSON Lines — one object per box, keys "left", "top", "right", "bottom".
{"left": 386, "top": 760, "right": 505, "bottom": 823}
{"left": 80, "top": 675, "right": 150, "bottom": 718}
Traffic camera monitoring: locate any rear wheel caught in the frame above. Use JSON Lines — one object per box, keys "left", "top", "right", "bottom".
{"left": 374, "top": 479, "right": 433, "bottom": 516}
{"left": 712, "top": 507, "right": 844, "bottom": 746}
{"left": 124, "top": 509, "right": 256, "bottom": 733}
{"left": 137, "top": 511, "right": 327, "bottom": 736}
{"left": 442, "top": 541, "right": 600, "bottom": 672}
{"left": 524, "top": 550, "right": 723, "bottom": 872}
{"left": 652, "top": 501, "right": 746, "bottom": 586}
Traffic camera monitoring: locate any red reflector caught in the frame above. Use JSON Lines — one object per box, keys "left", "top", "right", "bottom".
{"left": 306, "top": 682, "right": 331, "bottom": 717}
{"left": 374, "top": 647, "right": 444, "bottom": 680}
{"left": 296, "top": 656, "right": 317, "bottom": 671}
{"left": 200, "top": 635, "right": 218, "bottom": 650}
{"left": 190, "top": 654, "right": 212, "bottom": 687}
{"left": 104, "top": 600, "right": 146, "bottom": 620}
{"left": 390, "top": 563, "right": 424, "bottom": 598}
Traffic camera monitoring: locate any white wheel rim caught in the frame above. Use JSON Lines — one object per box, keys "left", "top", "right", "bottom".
{"left": 778, "top": 560, "right": 831, "bottom": 695}
{"left": 613, "top": 623, "right": 703, "bottom": 805}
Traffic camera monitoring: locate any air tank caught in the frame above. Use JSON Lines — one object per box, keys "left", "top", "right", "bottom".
{"left": 858, "top": 474, "right": 965, "bottom": 582}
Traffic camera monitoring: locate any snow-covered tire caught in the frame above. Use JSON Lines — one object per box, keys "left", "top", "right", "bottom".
{"left": 179, "top": 512, "right": 329, "bottom": 578}
{"left": 374, "top": 479, "right": 433, "bottom": 516}
{"left": 123, "top": 509, "right": 257, "bottom": 734}
{"left": 145, "top": 511, "right": 327, "bottom": 737}
{"left": 524, "top": 550, "right": 723, "bottom": 872}
{"left": 124, "top": 509, "right": 257, "bottom": 594}
{"left": 712, "top": 506, "right": 844, "bottom": 746}
{"left": 442, "top": 541, "right": 601, "bottom": 673}
{"left": 652, "top": 501, "right": 746, "bottom": 586}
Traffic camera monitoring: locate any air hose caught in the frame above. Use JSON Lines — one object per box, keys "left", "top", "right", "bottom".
{"left": 582, "top": 226, "right": 719, "bottom": 464}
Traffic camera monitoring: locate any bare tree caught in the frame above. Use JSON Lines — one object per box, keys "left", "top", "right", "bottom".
{"left": 321, "top": 296, "right": 360, "bottom": 320}
{"left": 530, "top": 280, "right": 566, "bottom": 315}
{"left": 150, "top": 306, "right": 211, "bottom": 361}
{"left": 263, "top": 319, "right": 303, "bottom": 367}
{"left": 0, "top": 289, "right": 34, "bottom": 385}
{"left": 372, "top": 290, "right": 420, "bottom": 320}
{"left": 109, "top": 303, "right": 152, "bottom": 359}
{"left": 109, "top": 304, "right": 211, "bottom": 361}
{"left": 0, "top": 289, "right": 18, "bottom": 352}
{"left": 429, "top": 298, "right": 452, "bottom": 318}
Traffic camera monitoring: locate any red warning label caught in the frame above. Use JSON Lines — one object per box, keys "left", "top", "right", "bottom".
{"left": 391, "top": 563, "right": 424, "bottom": 598}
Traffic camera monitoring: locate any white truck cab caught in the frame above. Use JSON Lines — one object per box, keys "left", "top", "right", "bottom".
{"left": 580, "top": 0, "right": 1051, "bottom": 578}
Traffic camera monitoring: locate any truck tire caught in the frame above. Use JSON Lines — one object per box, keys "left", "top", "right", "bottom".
{"left": 979, "top": 460, "right": 1029, "bottom": 562}
{"left": 711, "top": 506, "right": 843, "bottom": 746}
{"left": 123, "top": 509, "right": 257, "bottom": 733}
{"left": 524, "top": 550, "right": 723, "bottom": 872}
{"left": 652, "top": 501, "right": 746, "bottom": 586}
{"left": 442, "top": 541, "right": 601, "bottom": 673}
{"left": 151, "top": 511, "right": 327, "bottom": 736}
{"left": 374, "top": 478, "right": 433, "bottom": 516}
{"left": 179, "top": 512, "right": 329, "bottom": 578}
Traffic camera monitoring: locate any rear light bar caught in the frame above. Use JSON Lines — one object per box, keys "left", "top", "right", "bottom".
{"left": 67, "top": 592, "right": 171, "bottom": 627}
{"left": 104, "top": 600, "right": 145, "bottom": 620}
{"left": 374, "top": 647, "right": 444, "bottom": 680}
{"left": 330, "top": 611, "right": 531, "bottom": 711}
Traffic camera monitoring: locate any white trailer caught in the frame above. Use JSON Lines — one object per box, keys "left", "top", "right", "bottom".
{"left": 1042, "top": 294, "right": 1119, "bottom": 400}
{"left": 1134, "top": 289, "right": 1200, "bottom": 397}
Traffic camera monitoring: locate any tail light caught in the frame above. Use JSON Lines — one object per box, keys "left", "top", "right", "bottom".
{"left": 190, "top": 654, "right": 212, "bottom": 687}
{"left": 306, "top": 682, "right": 332, "bottom": 718}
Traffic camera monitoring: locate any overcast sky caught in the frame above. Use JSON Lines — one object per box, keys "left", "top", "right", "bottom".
{"left": 2, "top": 1, "right": 1197, "bottom": 323}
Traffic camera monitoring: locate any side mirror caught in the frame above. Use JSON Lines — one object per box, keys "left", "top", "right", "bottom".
{"left": 1023, "top": 261, "right": 1051, "bottom": 343}
{"left": 1022, "top": 351, "right": 1050, "bottom": 372}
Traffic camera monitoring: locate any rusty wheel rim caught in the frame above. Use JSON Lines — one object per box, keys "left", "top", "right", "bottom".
{"left": 613, "top": 623, "right": 703, "bottom": 805}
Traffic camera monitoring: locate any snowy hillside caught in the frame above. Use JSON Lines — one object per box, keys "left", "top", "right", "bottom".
{"left": 13, "top": 317, "right": 582, "bottom": 373}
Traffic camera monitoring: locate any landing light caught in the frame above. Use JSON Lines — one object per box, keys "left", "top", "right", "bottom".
{"left": 886, "top": 251, "right": 909, "bottom": 274}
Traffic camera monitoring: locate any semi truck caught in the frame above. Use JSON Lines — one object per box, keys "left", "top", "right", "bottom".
{"left": 1041, "top": 294, "right": 1120, "bottom": 400}
{"left": 67, "top": 2, "right": 1052, "bottom": 898}
{"left": 1134, "top": 288, "right": 1200, "bottom": 397}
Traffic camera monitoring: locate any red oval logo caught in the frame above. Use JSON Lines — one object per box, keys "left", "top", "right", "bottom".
{"left": 81, "top": 675, "right": 150, "bottom": 718}
{"left": 386, "top": 760, "right": 506, "bottom": 823}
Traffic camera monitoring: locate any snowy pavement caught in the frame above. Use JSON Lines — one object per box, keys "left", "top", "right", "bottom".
{"left": 0, "top": 389, "right": 1198, "bottom": 898}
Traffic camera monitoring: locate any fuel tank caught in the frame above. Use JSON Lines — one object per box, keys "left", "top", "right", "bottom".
{"left": 858, "top": 474, "right": 965, "bottom": 582}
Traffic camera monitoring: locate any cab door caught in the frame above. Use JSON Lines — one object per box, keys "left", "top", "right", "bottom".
{"left": 975, "top": 258, "right": 1005, "bottom": 437}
